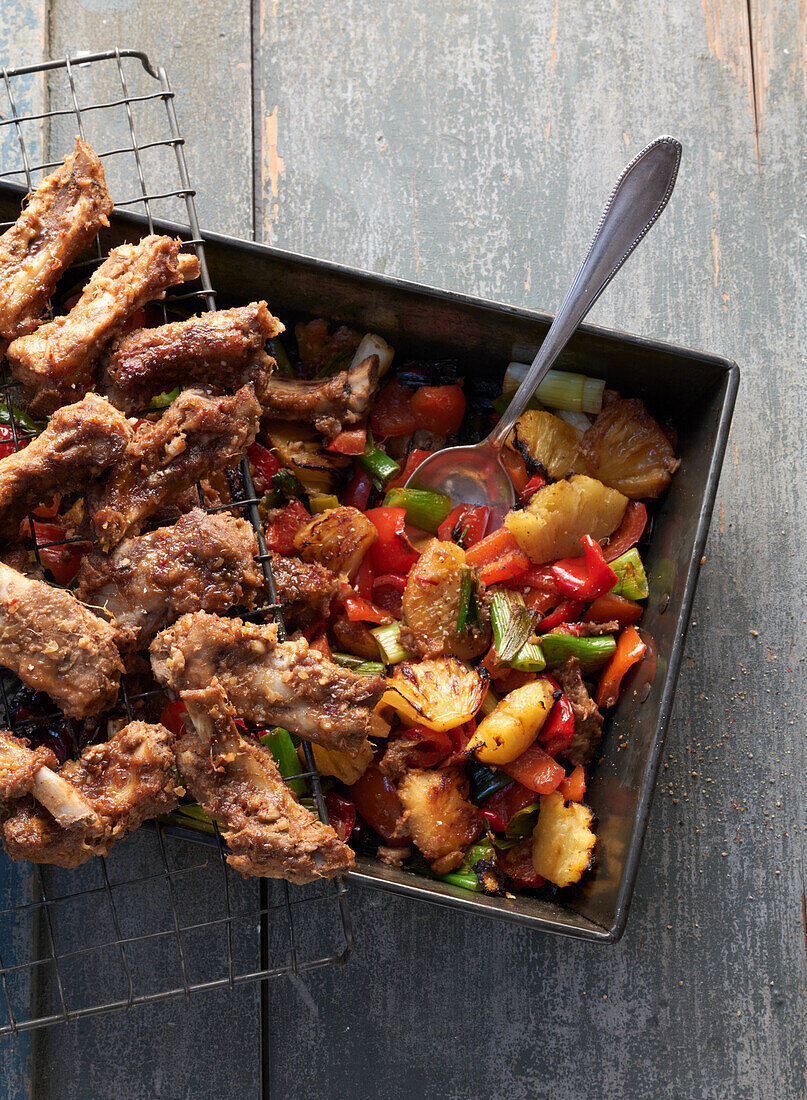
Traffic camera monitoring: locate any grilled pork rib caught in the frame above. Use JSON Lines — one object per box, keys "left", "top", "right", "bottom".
{"left": 88, "top": 386, "right": 260, "bottom": 550}
{"left": 268, "top": 552, "right": 341, "bottom": 629}
{"left": 101, "top": 302, "right": 284, "bottom": 413}
{"left": 259, "top": 354, "right": 380, "bottom": 441}
{"left": 0, "top": 561, "right": 123, "bottom": 718}
{"left": 0, "top": 138, "right": 112, "bottom": 352}
{"left": 77, "top": 508, "right": 262, "bottom": 650}
{"left": 0, "top": 394, "right": 133, "bottom": 536}
{"left": 8, "top": 235, "right": 201, "bottom": 415}
{"left": 150, "top": 611, "right": 385, "bottom": 755}
{"left": 178, "top": 683, "right": 354, "bottom": 881}
{"left": 1, "top": 721, "right": 179, "bottom": 868}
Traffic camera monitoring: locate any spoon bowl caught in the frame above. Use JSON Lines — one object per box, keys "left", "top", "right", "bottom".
{"left": 410, "top": 441, "right": 516, "bottom": 527}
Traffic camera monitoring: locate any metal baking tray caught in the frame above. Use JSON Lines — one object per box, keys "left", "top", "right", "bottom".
{"left": 0, "top": 184, "right": 738, "bottom": 944}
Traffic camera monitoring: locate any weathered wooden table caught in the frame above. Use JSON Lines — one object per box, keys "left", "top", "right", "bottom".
{"left": 1, "top": 3, "right": 804, "bottom": 1098}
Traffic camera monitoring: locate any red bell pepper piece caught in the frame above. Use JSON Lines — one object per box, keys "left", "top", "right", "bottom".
{"left": 551, "top": 535, "right": 618, "bottom": 601}
{"left": 479, "top": 551, "right": 530, "bottom": 586}
{"left": 603, "top": 501, "right": 647, "bottom": 562}
{"left": 496, "top": 838, "right": 545, "bottom": 888}
{"left": 371, "top": 573, "right": 407, "bottom": 617}
{"left": 354, "top": 554, "right": 374, "bottom": 602}
{"left": 501, "top": 743, "right": 565, "bottom": 794}
{"left": 558, "top": 765, "right": 586, "bottom": 803}
{"left": 444, "top": 720, "right": 475, "bottom": 766}
{"left": 390, "top": 724, "right": 453, "bottom": 768}
{"left": 437, "top": 504, "right": 490, "bottom": 548}
{"left": 409, "top": 384, "right": 466, "bottom": 435}
{"left": 264, "top": 499, "right": 310, "bottom": 554}
{"left": 370, "top": 379, "right": 417, "bottom": 437}
{"left": 536, "top": 599, "right": 586, "bottom": 632}
{"left": 326, "top": 426, "right": 367, "bottom": 455}
{"left": 519, "top": 472, "right": 547, "bottom": 503}
{"left": 347, "top": 765, "right": 410, "bottom": 844}
{"left": 465, "top": 528, "right": 530, "bottom": 586}
{"left": 538, "top": 683, "right": 576, "bottom": 757}
{"left": 31, "top": 522, "right": 88, "bottom": 586}
{"left": 480, "top": 780, "right": 536, "bottom": 832}
{"left": 583, "top": 592, "right": 643, "bottom": 628}
{"left": 0, "top": 425, "right": 29, "bottom": 460}
{"left": 159, "top": 698, "right": 189, "bottom": 738}
{"left": 386, "top": 448, "right": 432, "bottom": 490}
{"left": 343, "top": 594, "right": 393, "bottom": 625}
{"left": 343, "top": 464, "right": 373, "bottom": 510}
{"left": 306, "top": 630, "right": 332, "bottom": 660}
{"left": 323, "top": 790, "right": 357, "bottom": 842}
{"left": 365, "top": 506, "right": 420, "bottom": 575}
{"left": 596, "top": 625, "right": 647, "bottom": 708}
{"left": 247, "top": 441, "right": 281, "bottom": 494}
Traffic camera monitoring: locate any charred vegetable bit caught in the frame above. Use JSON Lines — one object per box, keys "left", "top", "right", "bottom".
{"left": 490, "top": 589, "right": 535, "bottom": 663}
{"left": 608, "top": 547, "right": 649, "bottom": 600}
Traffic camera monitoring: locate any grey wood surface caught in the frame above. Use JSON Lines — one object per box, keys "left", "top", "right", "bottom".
{"left": 1, "top": 2, "right": 805, "bottom": 1098}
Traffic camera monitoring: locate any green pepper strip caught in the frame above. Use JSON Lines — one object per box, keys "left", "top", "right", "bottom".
{"left": 609, "top": 547, "right": 649, "bottom": 600}
{"left": 383, "top": 486, "right": 452, "bottom": 534}
{"left": 358, "top": 443, "right": 400, "bottom": 490}
{"left": 259, "top": 728, "right": 306, "bottom": 796}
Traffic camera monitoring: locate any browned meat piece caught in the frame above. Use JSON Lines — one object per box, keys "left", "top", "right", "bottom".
{"left": 550, "top": 621, "right": 620, "bottom": 638}
{"left": 100, "top": 301, "right": 284, "bottom": 413}
{"left": 268, "top": 552, "right": 340, "bottom": 628}
{"left": 554, "top": 656, "right": 605, "bottom": 766}
{"left": 0, "top": 730, "right": 102, "bottom": 829}
{"left": 76, "top": 508, "right": 262, "bottom": 650}
{"left": 0, "top": 394, "right": 132, "bottom": 536}
{"left": 397, "top": 767, "right": 483, "bottom": 874}
{"left": 150, "top": 611, "right": 385, "bottom": 755}
{"left": 8, "top": 235, "right": 200, "bottom": 415}
{"left": 178, "top": 683, "right": 354, "bottom": 881}
{"left": 0, "top": 139, "right": 112, "bottom": 352}
{"left": 259, "top": 354, "right": 380, "bottom": 441}
{"left": 0, "top": 731, "right": 59, "bottom": 802}
{"left": 87, "top": 386, "right": 260, "bottom": 550}
{"left": 378, "top": 734, "right": 424, "bottom": 782}
{"left": 0, "top": 560, "right": 123, "bottom": 718}
{"left": 1, "top": 721, "right": 179, "bottom": 868}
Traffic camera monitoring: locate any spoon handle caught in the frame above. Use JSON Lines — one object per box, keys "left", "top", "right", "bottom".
{"left": 487, "top": 135, "right": 682, "bottom": 449}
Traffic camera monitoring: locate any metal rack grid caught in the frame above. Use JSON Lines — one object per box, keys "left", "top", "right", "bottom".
{"left": 0, "top": 48, "right": 353, "bottom": 1038}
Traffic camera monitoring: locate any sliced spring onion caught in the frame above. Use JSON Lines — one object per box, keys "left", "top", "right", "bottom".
{"left": 502, "top": 362, "right": 605, "bottom": 415}
{"left": 149, "top": 387, "right": 179, "bottom": 409}
{"left": 456, "top": 567, "right": 473, "bottom": 635}
{"left": 371, "top": 621, "right": 414, "bottom": 665}
{"left": 350, "top": 332, "right": 395, "bottom": 377}
{"left": 259, "top": 727, "right": 306, "bottom": 795}
{"left": 267, "top": 336, "right": 294, "bottom": 376}
{"left": 540, "top": 633, "right": 616, "bottom": 673}
{"left": 509, "top": 641, "right": 546, "bottom": 672}
{"left": 383, "top": 486, "right": 452, "bottom": 534}
{"left": 163, "top": 805, "right": 216, "bottom": 836}
{"left": 354, "top": 661, "right": 385, "bottom": 676}
{"left": 358, "top": 440, "right": 401, "bottom": 490}
{"left": 479, "top": 685, "right": 500, "bottom": 717}
{"left": 331, "top": 651, "right": 369, "bottom": 670}
{"left": 308, "top": 492, "right": 339, "bottom": 514}
{"left": 609, "top": 548, "right": 649, "bottom": 600}
{"left": 490, "top": 590, "right": 535, "bottom": 663}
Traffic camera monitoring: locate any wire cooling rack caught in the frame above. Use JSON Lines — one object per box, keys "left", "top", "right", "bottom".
{"left": 0, "top": 48, "right": 353, "bottom": 1038}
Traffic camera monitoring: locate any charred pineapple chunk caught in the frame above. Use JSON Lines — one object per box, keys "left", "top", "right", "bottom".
{"left": 402, "top": 539, "right": 491, "bottom": 660}
{"left": 382, "top": 657, "right": 486, "bottom": 732}
{"left": 508, "top": 409, "right": 585, "bottom": 480}
{"left": 398, "top": 766, "right": 482, "bottom": 873}
{"left": 263, "top": 420, "right": 351, "bottom": 493}
{"left": 294, "top": 505, "right": 377, "bottom": 581}
{"left": 531, "top": 790, "right": 596, "bottom": 887}
{"left": 307, "top": 739, "right": 374, "bottom": 785}
{"left": 466, "top": 678, "right": 555, "bottom": 764}
{"left": 579, "top": 398, "right": 679, "bottom": 499}
{"left": 505, "top": 474, "right": 627, "bottom": 563}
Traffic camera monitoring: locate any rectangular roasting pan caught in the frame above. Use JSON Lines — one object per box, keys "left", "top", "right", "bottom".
{"left": 0, "top": 183, "right": 738, "bottom": 943}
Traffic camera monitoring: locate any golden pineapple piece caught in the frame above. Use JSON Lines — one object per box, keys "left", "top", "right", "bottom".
{"left": 306, "top": 739, "right": 374, "bottom": 785}
{"left": 466, "top": 678, "right": 555, "bottom": 765}
{"left": 531, "top": 790, "right": 596, "bottom": 887}
{"left": 294, "top": 505, "right": 377, "bottom": 581}
{"left": 262, "top": 420, "right": 350, "bottom": 493}
{"left": 578, "top": 398, "right": 679, "bottom": 499}
{"left": 397, "top": 767, "right": 482, "bottom": 874}
{"left": 508, "top": 409, "right": 586, "bottom": 480}
{"left": 505, "top": 474, "right": 627, "bottom": 563}
{"left": 382, "top": 657, "right": 487, "bottom": 732}
{"left": 401, "top": 539, "right": 490, "bottom": 660}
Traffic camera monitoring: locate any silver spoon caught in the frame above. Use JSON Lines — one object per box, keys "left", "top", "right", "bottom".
{"left": 406, "top": 136, "right": 682, "bottom": 523}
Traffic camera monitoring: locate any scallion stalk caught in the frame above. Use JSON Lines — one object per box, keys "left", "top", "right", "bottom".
{"left": 382, "top": 486, "right": 452, "bottom": 533}
{"left": 331, "top": 651, "right": 369, "bottom": 670}
{"left": 350, "top": 332, "right": 395, "bottom": 377}
{"left": 502, "top": 362, "right": 605, "bottom": 415}
{"left": 358, "top": 442, "right": 400, "bottom": 490}
{"left": 259, "top": 727, "right": 306, "bottom": 795}
{"left": 309, "top": 492, "right": 339, "bottom": 513}
{"left": 510, "top": 641, "right": 546, "bottom": 672}
{"left": 371, "top": 621, "right": 413, "bottom": 665}
{"left": 609, "top": 548, "right": 649, "bottom": 600}
{"left": 540, "top": 633, "right": 616, "bottom": 673}
{"left": 490, "top": 590, "right": 535, "bottom": 662}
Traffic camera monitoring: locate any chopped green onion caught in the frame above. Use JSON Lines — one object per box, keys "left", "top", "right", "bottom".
{"left": 350, "top": 333, "right": 395, "bottom": 377}
{"left": 502, "top": 362, "right": 605, "bottom": 415}
{"left": 149, "top": 387, "right": 179, "bottom": 409}
{"left": 456, "top": 567, "right": 472, "bottom": 634}
{"left": 510, "top": 641, "right": 546, "bottom": 672}
{"left": 354, "top": 661, "right": 385, "bottom": 676}
{"left": 267, "top": 337, "right": 294, "bottom": 376}
{"left": 162, "top": 805, "right": 216, "bottom": 836}
{"left": 259, "top": 727, "right": 306, "bottom": 795}
{"left": 479, "top": 685, "right": 500, "bottom": 717}
{"left": 271, "top": 468, "right": 305, "bottom": 500}
{"left": 309, "top": 492, "right": 339, "bottom": 514}
{"left": 383, "top": 486, "right": 452, "bottom": 533}
{"left": 504, "top": 802, "right": 540, "bottom": 838}
{"left": 609, "top": 548, "right": 649, "bottom": 600}
{"left": 331, "top": 651, "right": 369, "bottom": 670}
{"left": 540, "top": 633, "right": 616, "bottom": 673}
{"left": 467, "top": 759, "right": 512, "bottom": 803}
{"left": 358, "top": 441, "right": 400, "bottom": 490}
{"left": 490, "top": 589, "right": 535, "bottom": 663}
{"left": 371, "top": 621, "right": 413, "bottom": 665}
{"left": 0, "top": 402, "right": 39, "bottom": 434}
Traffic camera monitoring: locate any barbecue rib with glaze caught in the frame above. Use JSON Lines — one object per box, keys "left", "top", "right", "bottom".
{"left": 178, "top": 683, "right": 354, "bottom": 881}
{"left": 77, "top": 508, "right": 262, "bottom": 650}
{"left": 0, "top": 138, "right": 112, "bottom": 352}
{"left": 8, "top": 235, "right": 200, "bottom": 415}
{"left": 259, "top": 354, "right": 380, "bottom": 441}
{"left": 150, "top": 611, "right": 385, "bottom": 755}
{"left": 268, "top": 552, "right": 340, "bottom": 628}
{"left": 0, "top": 394, "right": 132, "bottom": 536}
{"left": 88, "top": 385, "right": 260, "bottom": 550}
{"left": 0, "top": 560, "right": 122, "bottom": 718}
{"left": 1, "top": 721, "right": 180, "bottom": 868}
{"left": 100, "top": 301, "right": 284, "bottom": 413}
